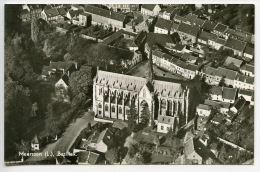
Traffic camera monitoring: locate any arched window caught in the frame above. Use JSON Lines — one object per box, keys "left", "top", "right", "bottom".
{"left": 119, "top": 107, "right": 122, "bottom": 114}
{"left": 98, "top": 103, "right": 102, "bottom": 108}
{"left": 112, "top": 106, "right": 115, "bottom": 113}
{"left": 168, "top": 100, "right": 172, "bottom": 115}
{"left": 161, "top": 99, "right": 166, "bottom": 109}
{"left": 105, "top": 105, "right": 108, "bottom": 111}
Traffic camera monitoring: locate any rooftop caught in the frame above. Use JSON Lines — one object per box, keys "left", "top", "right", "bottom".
{"left": 224, "top": 37, "right": 247, "bottom": 51}
{"left": 177, "top": 22, "right": 200, "bottom": 36}
{"left": 197, "top": 104, "right": 211, "bottom": 111}
{"left": 142, "top": 4, "right": 158, "bottom": 11}
{"left": 240, "top": 64, "right": 254, "bottom": 74}
{"left": 155, "top": 18, "right": 173, "bottom": 30}
{"left": 214, "top": 23, "right": 228, "bottom": 33}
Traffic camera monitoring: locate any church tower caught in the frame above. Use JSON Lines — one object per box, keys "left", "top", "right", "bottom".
{"left": 146, "top": 46, "right": 154, "bottom": 83}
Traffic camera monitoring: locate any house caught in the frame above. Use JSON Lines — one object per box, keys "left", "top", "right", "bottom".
{"left": 210, "top": 86, "right": 237, "bottom": 103}
{"left": 84, "top": 5, "right": 130, "bottom": 31}
{"left": 154, "top": 18, "right": 172, "bottom": 34}
{"left": 238, "top": 89, "right": 253, "bottom": 103}
{"left": 213, "top": 38, "right": 226, "bottom": 50}
{"left": 243, "top": 44, "right": 254, "bottom": 60}
{"left": 204, "top": 99, "right": 230, "bottom": 114}
{"left": 66, "top": 9, "right": 84, "bottom": 20}
{"left": 78, "top": 12, "right": 92, "bottom": 27}
{"left": 95, "top": 129, "right": 114, "bottom": 153}
{"left": 196, "top": 104, "right": 211, "bottom": 117}
{"left": 157, "top": 115, "right": 176, "bottom": 133}
{"left": 182, "top": 138, "right": 214, "bottom": 164}
{"left": 141, "top": 4, "right": 161, "bottom": 16}
{"left": 224, "top": 38, "right": 247, "bottom": 57}
{"left": 210, "top": 113, "right": 224, "bottom": 125}
{"left": 102, "top": 4, "right": 139, "bottom": 12}
{"left": 145, "top": 32, "right": 174, "bottom": 53}
{"left": 159, "top": 6, "right": 179, "bottom": 20}
{"left": 41, "top": 61, "right": 78, "bottom": 79}
{"left": 173, "top": 15, "right": 190, "bottom": 25}
{"left": 202, "top": 20, "right": 217, "bottom": 33}
{"left": 212, "top": 23, "right": 228, "bottom": 38}
{"left": 197, "top": 31, "right": 218, "bottom": 47}
{"left": 201, "top": 66, "right": 218, "bottom": 85}
{"left": 125, "top": 12, "right": 149, "bottom": 33}
{"left": 214, "top": 67, "right": 237, "bottom": 87}
{"left": 77, "top": 151, "right": 102, "bottom": 165}
{"left": 230, "top": 96, "right": 247, "bottom": 114}
{"left": 172, "top": 44, "right": 192, "bottom": 54}
{"left": 41, "top": 7, "right": 66, "bottom": 22}
{"left": 55, "top": 74, "right": 70, "bottom": 102}
{"left": 31, "top": 135, "right": 40, "bottom": 151}
{"left": 223, "top": 56, "right": 243, "bottom": 71}
{"left": 222, "top": 87, "right": 237, "bottom": 103}
{"left": 180, "top": 53, "right": 198, "bottom": 64}
{"left": 233, "top": 73, "right": 254, "bottom": 91}
{"left": 176, "top": 23, "right": 200, "bottom": 44}
{"left": 240, "top": 64, "right": 254, "bottom": 77}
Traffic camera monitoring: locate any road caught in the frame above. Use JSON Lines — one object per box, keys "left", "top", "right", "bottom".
{"left": 25, "top": 111, "right": 95, "bottom": 162}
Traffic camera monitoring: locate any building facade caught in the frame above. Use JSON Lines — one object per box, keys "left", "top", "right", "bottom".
{"left": 93, "top": 70, "right": 190, "bottom": 127}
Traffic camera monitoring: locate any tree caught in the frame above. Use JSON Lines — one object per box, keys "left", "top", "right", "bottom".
{"left": 69, "top": 68, "right": 93, "bottom": 108}
{"left": 127, "top": 104, "right": 139, "bottom": 133}
{"left": 125, "top": 144, "right": 144, "bottom": 165}
{"left": 170, "top": 32, "right": 181, "bottom": 44}
{"left": 140, "top": 107, "right": 150, "bottom": 128}
{"left": 219, "top": 76, "right": 226, "bottom": 87}
{"left": 105, "top": 148, "right": 119, "bottom": 164}
{"left": 31, "top": 16, "right": 40, "bottom": 43}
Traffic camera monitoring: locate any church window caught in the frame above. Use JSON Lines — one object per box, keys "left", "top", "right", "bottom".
{"left": 105, "top": 105, "right": 108, "bottom": 111}
{"left": 98, "top": 103, "right": 102, "bottom": 108}
{"left": 161, "top": 126, "right": 164, "bottom": 130}
{"left": 119, "top": 107, "right": 122, "bottom": 114}
{"left": 112, "top": 106, "right": 115, "bottom": 113}
{"left": 126, "top": 109, "right": 130, "bottom": 115}
{"left": 143, "top": 89, "right": 146, "bottom": 97}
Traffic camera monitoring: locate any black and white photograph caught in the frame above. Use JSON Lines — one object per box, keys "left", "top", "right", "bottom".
{"left": 3, "top": 2, "right": 256, "bottom": 167}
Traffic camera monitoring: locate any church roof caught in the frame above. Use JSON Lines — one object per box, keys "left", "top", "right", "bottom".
{"left": 31, "top": 135, "right": 39, "bottom": 144}
{"left": 95, "top": 70, "right": 184, "bottom": 98}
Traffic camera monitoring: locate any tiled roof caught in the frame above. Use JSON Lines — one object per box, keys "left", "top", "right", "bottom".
{"left": 222, "top": 87, "right": 237, "bottom": 100}
{"left": 241, "top": 64, "right": 254, "bottom": 74}
{"left": 238, "top": 89, "right": 253, "bottom": 97}
{"left": 244, "top": 45, "right": 254, "bottom": 55}
{"left": 165, "top": 6, "right": 177, "bottom": 13}
{"left": 215, "top": 38, "right": 226, "bottom": 45}
{"left": 224, "top": 38, "right": 247, "bottom": 51}
{"left": 174, "top": 15, "right": 190, "bottom": 23}
{"left": 68, "top": 9, "right": 84, "bottom": 18}
{"left": 214, "top": 23, "right": 228, "bottom": 33}
{"left": 174, "top": 44, "right": 185, "bottom": 51}
{"left": 223, "top": 56, "right": 243, "bottom": 71}
{"left": 85, "top": 5, "right": 126, "bottom": 22}
{"left": 95, "top": 70, "right": 184, "bottom": 98}
{"left": 177, "top": 23, "right": 200, "bottom": 36}
{"left": 80, "top": 12, "right": 91, "bottom": 17}
{"left": 57, "top": 8, "right": 67, "bottom": 16}
{"left": 60, "top": 73, "right": 70, "bottom": 85}
{"left": 193, "top": 18, "right": 205, "bottom": 27}
{"left": 155, "top": 18, "right": 172, "bottom": 30}
{"left": 44, "top": 8, "right": 59, "bottom": 17}
{"left": 181, "top": 53, "right": 198, "bottom": 62}
{"left": 211, "top": 113, "right": 224, "bottom": 123}
{"left": 49, "top": 61, "right": 75, "bottom": 71}
{"left": 185, "top": 64, "right": 199, "bottom": 71}
{"left": 158, "top": 115, "right": 175, "bottom": 125}
{"left": 202, "top": 20, "right": 217, "bottom": 32}
{"left": 77, "top": 151, "right": 100, "bottom": 164}
{"left": 142, "top": 4, "right": 157, "bottom": 11}
{"left": 97, "top": 128, "right": 113, "bottom": 146}
{"left": 232, "top": 96, "right": 246, "bottom": 111}
{"left": 184, "top": 138, "right": 195, "bottom": 156}
{"left": 198, "top": 31, "right": 218, "bottom": 42}
{"left": 204, "top": 99, "right": 230, "bottom": 109}
{"left": 235, "top": 73, "right": 254, "bottom": 84}
{"left": 146, "top": 32, "right": 174, "bottom": 46}
{"left": 215, "top": 67, "right": 237, "bottom": 80}
{"left": 31, "top": 135, "right": 39, "bottom": 144}
{"left": 171, "top": 22, "right": 179, "bottom": 32}
{"left": 211, "top": 86, "right": 222, "bottom": 96}
{"left": 197, "top": 104, "right": 211, "bottom": 111}
{"left": 202, "top": 66, "right": 217, "bottom": 75}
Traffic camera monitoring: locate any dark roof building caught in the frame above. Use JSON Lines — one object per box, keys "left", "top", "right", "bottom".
{"left": 224, "top": 38, "right": 247, "bottom": 52}
{"left": 142, "top": 4, "right": 157, "bottom": 11}
{"left": 198, "top": 31, "right": 218, "bottom": 42}
{"left": 155, "top": 18, "right": 173, "bottom": 31}
{"left": 77, "top": 151, "right": 102, "bottom": 164}
{"left": 223, "top": 56, "right": 243, "bottom": 71}
{"left": 202, "top": 20, "right": 217, "bottom": 32}
{"left": 214, "top": 23, "right": 228, "bottom": 33}
{"left": 146, "top": 32, "right": 174, "bottom": 47}
{"left": 177, "top": 23, "right": 200, "bottom": 36}
{"left": 222, "top": 87, "right": 237, "bottom": 101}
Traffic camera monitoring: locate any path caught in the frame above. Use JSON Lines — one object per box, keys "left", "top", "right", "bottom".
{"left": 25, "top": 111, "right": 96, "bottom": 162}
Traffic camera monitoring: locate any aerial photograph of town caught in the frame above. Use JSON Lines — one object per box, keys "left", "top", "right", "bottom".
{"left": 4, "top": 4, "right": 254, "bottom": 166}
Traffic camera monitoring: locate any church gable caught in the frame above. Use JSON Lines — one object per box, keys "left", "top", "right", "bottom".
{"left": 139, "top": 83, "right": 152, "bottom": 100}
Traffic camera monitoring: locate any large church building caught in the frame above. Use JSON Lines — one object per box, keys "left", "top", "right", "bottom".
{"left": 93, "top": 69, "right": 190, "bottom": 129}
